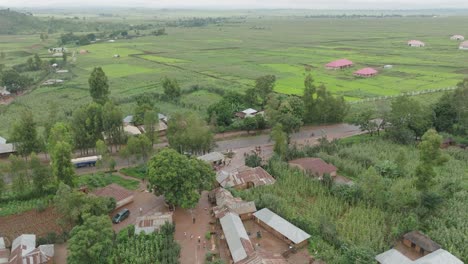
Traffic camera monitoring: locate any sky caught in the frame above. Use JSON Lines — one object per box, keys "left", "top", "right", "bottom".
{"left": 1, "top": 0, "right": 468, "bottom": 9}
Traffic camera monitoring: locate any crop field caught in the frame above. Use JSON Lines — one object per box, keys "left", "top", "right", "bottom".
{"left": 1, "top": 14, "right": 468, "bottom": 135}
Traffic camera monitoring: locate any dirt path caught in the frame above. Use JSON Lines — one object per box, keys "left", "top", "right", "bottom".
{"left": 174, "top": 191, "right": 214, "bottom": 264}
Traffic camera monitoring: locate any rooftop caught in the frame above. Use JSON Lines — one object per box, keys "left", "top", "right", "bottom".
{"left": 354, "top": 67, "right": 378, "bottom": 75}
{"left": 198, "top": 152, "right": 225, "bottom": 163}
{"left": 289, "top": 158, "right": 337, "bottom": 177}
{"left": 403, "top": 231, "right": 441, "bottom": 253}
{"left": 91, "top": 183, "right": 134, "bottom": 203}
{"left": 217, "top": 167, "right": 276, "bottom": 189}
{"left": 123, "top": 125, "right": 142, "bottom": 135}
{"left": 376, "top": 249, "right": 463, "bottom": 264}
{"left": 325, "top": 59, "right": 353, "bottom": 68}
{"left": 253, "top": 208, "right": 311, "bottom": 245}
{"left": 213, "top": 188, "right": 257, "bottom": 218}
{"left": 242, "top": 108, "right": 258, "bottom": 115}
{"left": 134, "top": 212, "right": 173, "bottom": 235}
{"left": 220, "top": 212, "right": 255, "bottom": 263}
{"left": 122, "top": 115, "right": 133, "bottom": 124}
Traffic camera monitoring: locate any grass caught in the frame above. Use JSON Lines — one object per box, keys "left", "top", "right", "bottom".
{"left": 76, "top": 173, "right": 140, "bottom": 190}
{"left": 120, "top": 165, "right": 147, "bottom": 180}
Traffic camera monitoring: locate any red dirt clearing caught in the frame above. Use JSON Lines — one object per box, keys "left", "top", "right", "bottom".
{"left": 0, "top": 207, "right": 64, "bottom": 247}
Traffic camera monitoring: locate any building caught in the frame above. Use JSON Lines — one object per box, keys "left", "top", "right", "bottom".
{"left": 0, "top": 87, "right": 11, "bottom": 98}
{"left": 375, "top": 231, "right": 463, "bottom": 264}
{"left": 123, "top": 115, "right": 134, "bottom": 125}
{"left": 198, "top": 152, "right": 225, "bottom": 166}
{"left": 42, "top": 79, "right": 64, "bottom": 86}
{"left": 8, "top": 234, "right": 54, "bottom": 264}
{"left": 459, "top": 41, "right": 468, "bottom": 50}
{"left": 219, "top": 212, "right": 256, "bottom": 263}
{"left": 0, "top": 136, "right": 6, "bottom": 145}
{"left": 450, "top": 35, "right": 464, "bottom": 41}
{"left": 134, "top": 212, "right": 173, "bottom": 235}
{"left": 235, "top": 108, "right": 259, "bottom": 119}
{"left": 48, "top": 47, "right": 66, "bottom": 53}
{"left": 253, "top": 208, "right": 311, "bottom": 248}
{"left": 354, "top": 67, "right": 378, "bottom": 78}
{"left": 0, "top": 143, "right": 16, "bottom": 158}
{"left": 383, "top": 65, "right": 393, "bottom": 69}
{"left": 408, "top": 40, "right": 425, "bottom": 47}
{"left": 0, "top": 238, "right": 9, "bottom": 264}
{"left": 325, "top": 59, "right": 353, "bottom": 69}
{"left": 211, "top": 188, "right": 257, "bottom": 220}
{"left": 91, "top": 183, "right": 134, "bottom": 208}
{"left": 123, "top": 125, "right": 142, "bottom": 136}
{"left": 289, "top": 158, "right": 337, "bottom": 180}
{"left": 217, "top": 166, "right": 276, "bottom": 190}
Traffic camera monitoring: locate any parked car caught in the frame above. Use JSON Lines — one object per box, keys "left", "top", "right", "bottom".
{"left": 112, "top": 209, "right": 130, "bottom": 224}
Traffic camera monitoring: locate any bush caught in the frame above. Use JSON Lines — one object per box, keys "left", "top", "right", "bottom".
{"left": 35, "top": 199, "right": 48, "bottom": 212}
{"left": 245, "top": 153, "right": 262, "bottom": 168}
{"left": 205, "top": 231, "right": 211, "bottom": 240}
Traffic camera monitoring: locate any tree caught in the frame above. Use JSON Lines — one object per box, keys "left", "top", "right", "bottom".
{"left": 144, "top": 110, "right": 159, "bottom": 146}
{"left": 167, "top": 112, "right": 214, "bottom": 154}
{"left": 47, "top": 122, "right": 74, "bottom": 154}
{"left": 62, "top": 52, "right": 67, "bottom": 65}
{"left": 133, "top": 95, "right": 155, "bottom": 125}
{"left": 10, "top": 110, "right": 42, "bottom": 157}
{"left": 9, "top": 155, "right": 29, "bottom": 194}
{"left": 245, "top": 153, "right": 262, "bottom": 168}
{"left": 162, "top": 77, "right": 181, "bottom": 101}
{"left": 242, "top": 117, "right": 257, "bottom": 134}
{"left": 352, "top": 109, "right": 379, "bottom": 136}
{"left": 51, "top": 141, "right": 74, "bottom": 186}
{"left": 147, "top": 148, "right": 215, "bottom": 209}
{"left": 71, "top": 103, "right": 104, "bottom": 154}
{"left": 254, "top": 75, "right": 276, "bottom": 106}
{"left": 314, "top": 85, "right": 348, "bottom": 124}
{"left": 432, "top": 93, "right": 458, "bottom": 133}
{"left": 68, "top": 214, "right": 114, "bottom": 264}
{"left": 415, "top": 129, "right": 447, "bottom": 192}
{"left": 102, "top": 102, "right": 125, "bottom": 151}
{"left": 30, "top": 153, "right": 52, "bottom": 194}
{"left": 126, "top": 135, "right": 153, "bottom": 163}
{"left": 88, "top": 67, "right": 110, "bottom": 104}
{"left": 271, "top": 124, "right": 287, "bottom": 158}
{"left": 359, "top": 167, "right": 388, "bottom": 208}
{"left": 1, "top": 69, "right": 31, "bottom": 93}
{"left": 265, "top": 94, "right": 304, "bottom": 136}
{"left": 96, "top": 139, "right": 109, "bottom": 169}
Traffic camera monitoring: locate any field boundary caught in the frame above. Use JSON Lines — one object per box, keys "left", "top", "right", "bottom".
{"left": 349, "top": 86, "right": 457, "bottom": 104}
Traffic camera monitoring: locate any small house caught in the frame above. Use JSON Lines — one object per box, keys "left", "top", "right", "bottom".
{"left": 253, "top": 208, "right": 311, "bottom": 249}
{"left": 235, "top": 108, "right": 259, "bottom": 119}
{"left": 198, "top": 152, "right": 225, "bottom": 166}
{"left": 354, "top": 67, "right": 378, "bottom": 78}
{"left": 459, "top": 41, "right": 468, "bottom": 50}
{"left": 216, "top": 166, "right": 276, "bottom": 190}
{"left": 212, "top": 188, "right": 257, "bottom": 220}
{"left": 407, "top": 40, "right": 425, "bottom": 47}
{"left": 402, "top": 231, "right": 441, "bottom": 256}
{"left": 0, "top": 137, "right": 6, "bottom": 145}
{"left": 134, "top": 212, "right": 173, "bottom": 235}
{"left": 0, "top": 143, "right": 16, "bottom": 158}
{"left": 123, "top": 125, "right": 142, "bottom": 136}
{"left": 289, "top": 158, "right": 337, "bottom": 180}
{"left": 48, "top": 47, "right": 67, "bottom": 53}
{"left": 450, "top": 35, "right": 464, "bottom": 41}
{"left": 113, "top": 54, "right": 120, "bottom": 58}
{"left": 7, "top": 234, "right": 54, "bottom": 264}
{"left": 51, "top": 63, "right": 58, "bottom": 68}
{"left": 123, "top": 115, "right": 134, "bottom": 125}
{"left": 219, "top": 212, "right": 256, "bottom": 263}
{"left": 91, "top": 183, "right": 134, "bottom": 208}
{"left": 325, "top": 59, "right": 353, "bottom": 70}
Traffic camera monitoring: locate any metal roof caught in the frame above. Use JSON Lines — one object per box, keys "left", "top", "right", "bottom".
{"left": 375, "top": 249, "right": 412, "bottom": 264}
{"left": 217, "top": 167, "right": 276, "bottom": 189}
{"left": 198, "top": 152, "right": 224, "bottom": 163}
{"left": 220, "top": 213, "right": 251, "bottom": 263}
{"left": 134, "top": 213, "right": 173, "bottom": 235}
{"left": 123, "top": 115, "right": 133, "bottom": 124}
{"left": 0, "top": 144, "right": 15, "bottom": 155}
{"left": 253, "top": 208, "right": 311, "bottom": 244}
{"left": 375, "top": 249, "right": 463, "bottom": 264}
{"left": 0, "top": 137, "right": 6, "bottom": 144}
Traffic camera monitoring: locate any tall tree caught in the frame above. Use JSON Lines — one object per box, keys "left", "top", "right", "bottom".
{"left": 271, "top": 124, "right": 287, "bottom": 158}
{"left": 162, "top": 77, "right": 181, "bottom": 101}
{"left": 88, "top": 67, "right": 110, "bottom": 104}
{"left": 265, "top": 94, "right": 304, "bottom": 136}
{"left": 254, "top": 75, "right": 276, "bottom": 106}
{"left": 144, "top": 110, "right": 159, "bottom": 146}
{"left": 51, "top": 141, "right": 75, "bottom": 186}
{"left": 102, "top": 102, "right": 125, "bottom": 151}
{"left": 133, "top": 95, "right": 154, "bottom": 125}
{"left": 10, "top": 110, "right": 42, "bottom": 157}
{"left": 303, "top": 73, "right": 316, "bottom": 123}
{"left": 30, "top": 153, "right": 52, "bottom": 194}
{"left": 148, "top": 148, "right": 215, "bottom": 209}
{"left": 47, "top": 122, "right": 74, "bottom": 154}
{"left": 9, "top": 155, "right": 29, "bottom": 194}
{"left": 167, "top": 112, "right": 214, "bottom": 154}
{"left": 68, "top": 214, "right": 114, "bottom": 264}
{"left": 71, "top": 103, "right": 104, "bottom": 154}
{"left": 0, "top": 69, "right": 30, "bottom": 93}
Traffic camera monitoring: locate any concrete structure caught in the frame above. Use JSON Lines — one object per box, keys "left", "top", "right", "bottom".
{"left": 198, "top": 152, "right": 225, "bottom": 166}
{"left": 325, "top": 59, "right": 353, "bottom": 69}
{"left": 134, "top": 212, "right": 173, "bottom": 235}
{"left": 459, "top": 41, "right": 468, "bottom": 50}
{"left": 0, "top": 238, "right": 9, "bottom": 264}
{"left": 253, "top": 208, "right": 311, "bottom": 248}
{"left": 212, "top": 188, "right": 257, "bottom": 219}
{"left": 8, "top": 234, "right": 54, "bottom": 264}
{"left": 450, "top": 35, "right": 464, "bottom": 41}
{"left": 408, "top": 40, "right": 425, "bottom": 47}
{"left": 354, "top": 67, "right": 378, "bottom": 77}
{"left": 289, "top": 158, "right": 337, "bottom": 179}
{"left": 217, "top": 166, "right": 276, "bottom": 190}
{"left": 92, "top": 183, "right": 134, "bottom": 209}
{"left": 219, "top": 212, "right": 255, "bottom": 263}
{"left": 235, "top": 108, "right": 259, "bottom": 119}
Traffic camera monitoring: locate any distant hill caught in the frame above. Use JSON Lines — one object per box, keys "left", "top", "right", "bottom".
{"left": 0, "top": 9, "right": 45, "bottom": 34}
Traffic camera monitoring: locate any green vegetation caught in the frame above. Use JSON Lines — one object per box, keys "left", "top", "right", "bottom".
{"left": 76, "top": 173, "right": 140, "bottom": 190}
{"left": 0, "top": 196, "right": 52, "bottom": 216}
{"left": 120, "top": 165, "right": 147, "bottom": 180}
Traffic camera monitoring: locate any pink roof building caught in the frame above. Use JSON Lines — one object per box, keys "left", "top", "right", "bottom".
{"left": 354, "top": 67, "right": 378, "bottom": 77}
{"left": 459, "top": 41, "right": 468, "bottom": 50}
{"left": 325, "top": 59, "right": 353, "bottom": 69}
{"left": 407, "top": 40, "right": 425, "bottom": 47}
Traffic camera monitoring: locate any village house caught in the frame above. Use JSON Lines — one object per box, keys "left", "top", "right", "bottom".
{"left": 198, "top": 152, "right": 225, "bottom": 166}
{"left": 289, "top": 157, "right": 337, "bottom": 179}
{"left": 48, "top": 47, "right": 67, "bottom": 53}
{"left": 450, "top": 35, "right": 464, "bottom": 41}
{"left": 123, "top": 125, "right": 142, "bottom": 136}
{"left": 354, "top": 67, "right": 378, "bottom": 78}
{"left": 216, "top": 166, "right": 276, "bottom": 190}
{"left": 0, "top": 237, "right": 9, "bottom": 264}
{"left": 325, "top": 59, "right": 353, "bottom": 70}
{"left": 0, "top": 142, "right": 16, "bottom": 159}
{"left": 253, "top": 208, "right": 311, "bottom": 249}
{"left": 407, "top": 40, "right": 425, "bottom": 47}
{"left": 7, "top": 234, "right": 54, "bottom": 264}
{"left": 375, "top": 231, "right": 462, "bottom": 264}
{"left": 219, "top": 212, "right": 256, "bottom": 263}
{"left": 211, "top": 188, "right": 257, "bottom": 220}
{"left": 122, "top": 115, "right": 134, "bottom": 125}
{"left": 134, "top": 212, "right": 173, "bottom": 235}
{"left": 459, "top": 41, "right": 468, "bottom": 50}
{"left": 91, "top": 183, "right": 134, "bottom": 209}
{"left": 235, "top": 108, "right": 260, "bottom": 119}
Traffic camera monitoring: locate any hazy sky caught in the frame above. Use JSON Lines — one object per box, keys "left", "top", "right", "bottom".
{"left": 1, "top": 0, "right": 468, "bottom": 9}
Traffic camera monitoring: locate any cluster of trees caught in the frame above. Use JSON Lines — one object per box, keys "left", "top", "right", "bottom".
{"left": 59, "top": 32, "right": 96, "bottom": 45}
{"left": 353, "top": 78, "right": 468, "bottom": 144}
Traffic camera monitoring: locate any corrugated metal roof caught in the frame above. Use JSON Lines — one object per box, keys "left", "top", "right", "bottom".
{"left": 375, "top": 249, "right": 412, "bottom": 264}
{"left": 375, "top": 249, "right": 463, "bottom": 264}
{"left": 135, "top": 213, "right": 173, "bottom": 235}
{"left": 220, "top": 213, "right": 251, "bottom": 263}
{"left": 0, "top": 144, "right": 15, "bottom": 155}
{"left": 198, "top": 152, "right": 224, "bottom": 163}
{"left": 253, "top": 208, "right": 311, "bottom": 244}
{"left": 217, "top": 167, "right": 276, "bottom": 189}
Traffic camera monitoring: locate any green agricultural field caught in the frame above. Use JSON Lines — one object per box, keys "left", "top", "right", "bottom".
{"left": 1, "top": 13, "right": 468, "bottom": 135}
